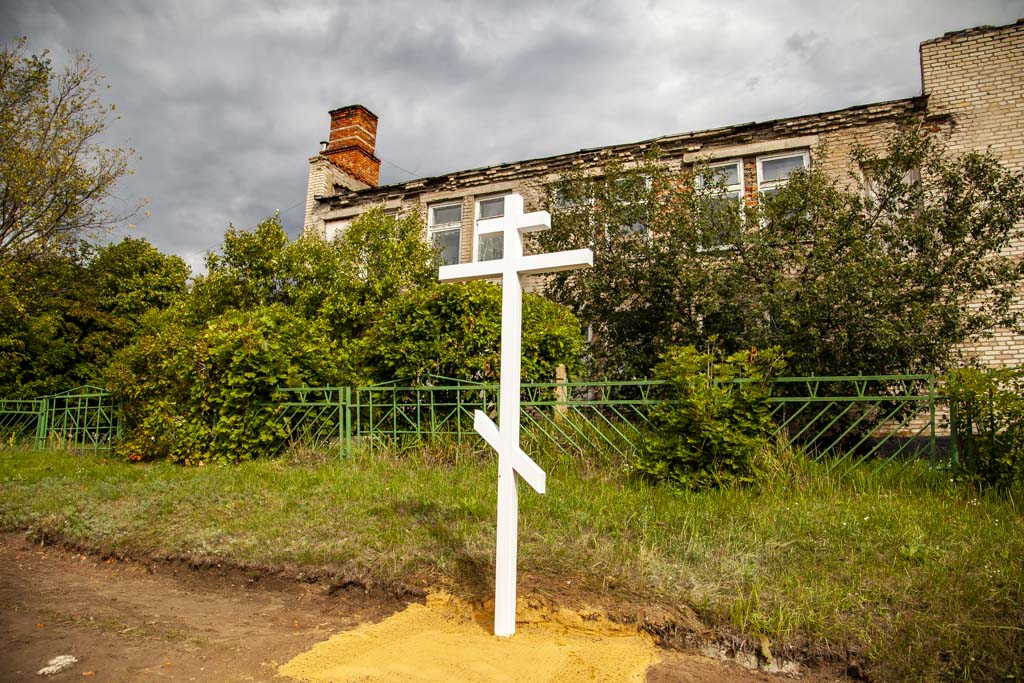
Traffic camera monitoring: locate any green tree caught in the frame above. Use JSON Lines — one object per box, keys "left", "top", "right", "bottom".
{"left": 636, "top": 344, "right": 786, "bottom": 490}
{"left": 0, "top": 38, "right": 137, "bottom": 266}
{"left": 325, "top": 205, "right": 438, "bottom": 339}
{"left": 0, "top": 237, "right": 187, "bottom": 398}
{"left": 539, "top": 128, "right": 1024, "bottom": 378}
{"left": 363, "top": 281, "right": 584, "bottom": 384}
{"left": 0, "top": 245, "right": 87, "bottom": 396}
{"left": 186, "top": 208, "right": 436, "bottom": 340}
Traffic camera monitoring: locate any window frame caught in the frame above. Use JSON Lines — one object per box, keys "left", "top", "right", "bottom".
{"left": 703, "top": 159, "right": 744, "bottom": 199}
{"left": 694, "top": 159, "right": 745, "bottom": 251}
{"left": 428, "top": 201, "right": 464, "bottom": 266}
{"left": 473, "top": 194, "right": 508, "bottom": 263}
{"left": 756, "top": 150, "right": 810, "bottom": 195}
{"left": 860, "top": 160, "right": 922, "bottom": 206}
{"left": 611, "top": 173, "right": 653, "bottom": 240}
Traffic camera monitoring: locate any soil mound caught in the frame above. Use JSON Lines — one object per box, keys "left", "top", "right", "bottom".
{"left": 279, "top": 591, "right": 661, "bottom": 682}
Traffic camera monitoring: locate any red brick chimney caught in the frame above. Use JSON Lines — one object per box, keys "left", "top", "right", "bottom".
{"left": 322, "top": 105, "right": 380, "bottom": 187}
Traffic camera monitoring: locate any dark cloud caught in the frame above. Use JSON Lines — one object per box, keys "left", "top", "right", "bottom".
{"left": 1, "top": 0, "right": 1021, "bottom": 273}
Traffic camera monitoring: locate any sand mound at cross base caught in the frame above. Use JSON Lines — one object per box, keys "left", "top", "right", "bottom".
{"left": 279, "top": 592, "right": 661, "bottom": 682}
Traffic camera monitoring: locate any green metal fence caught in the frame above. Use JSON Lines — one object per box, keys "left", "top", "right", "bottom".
{"left": 342, "top": 374, "right": 943, "bottom": 468}
{"left": 347, "top": 378, "right": 667, "bottom": 460}
{"left": 273, "top": 386, "right": 351, "bottom": 457}
{"left": 38, "top": 386, "right": 120, "bottom": 452}
{"left": 767, "top": 374, "right": 940, "bottom": 471}
{"left": 0, "top": 398, "right": 45, "bottom": 448}
{"left": 0, "top": 374, "right": 949, "bottom": 468}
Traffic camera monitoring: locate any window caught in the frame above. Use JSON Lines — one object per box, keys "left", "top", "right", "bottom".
{"left": 325, "top": 219, "right": 351, "bottom": 243}
{"left": 696, "top": 160, "right": 744, "bottom": 249}
{"left": 860, "top": 160, "right": 921, "bottom": 206}
{"left": 474, "top": 195, "right": 506, "bottom": 262}
{"left": 705, "top": 161, "right": 744, "bottom": 201}
{"left": 613, "top": 174, "right": 652, "bottom": 238}
{"left": 757, "top": 151, "right": 809, "bottom": 196}
{"left": 429, "top": 202, "right": 463, "bottom": 266}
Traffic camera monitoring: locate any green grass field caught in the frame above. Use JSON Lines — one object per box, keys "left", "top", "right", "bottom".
{"left": 1, "top": 444, "right": 1021, "bottom": 680}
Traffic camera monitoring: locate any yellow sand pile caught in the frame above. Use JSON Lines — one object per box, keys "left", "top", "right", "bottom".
{"left": 279, "top": 592, "right": 661, "bottom": 682}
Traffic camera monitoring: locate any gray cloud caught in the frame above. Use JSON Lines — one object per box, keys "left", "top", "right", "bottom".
{"left": 1, "top": 0, "right": 1021, "bottom": 274}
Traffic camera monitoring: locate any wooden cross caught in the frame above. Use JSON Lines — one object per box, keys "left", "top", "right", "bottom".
{"left": 438, "top": 193, "right": 592, "bottom": 637}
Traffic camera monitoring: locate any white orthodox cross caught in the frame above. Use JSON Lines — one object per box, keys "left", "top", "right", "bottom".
{"left": 438, "top": 193, "right": 592, "bottom": 637}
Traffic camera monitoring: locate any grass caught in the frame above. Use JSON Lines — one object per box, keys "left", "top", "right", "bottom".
{"left": 1, "top": 443, "right": 1022, "bottom": 681}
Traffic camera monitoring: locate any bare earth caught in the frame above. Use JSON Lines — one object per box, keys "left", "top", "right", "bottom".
{"left": 0, "top": 532, "right": 831, "bottom": 682}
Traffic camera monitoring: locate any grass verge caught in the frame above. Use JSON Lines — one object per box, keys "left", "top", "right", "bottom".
{"left": 1, "top": 444, "right": 1021, "bottom": 680}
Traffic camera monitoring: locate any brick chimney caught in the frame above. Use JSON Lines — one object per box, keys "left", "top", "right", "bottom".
{"left": 322, "top": 104, "right": 380, "bottom": 187}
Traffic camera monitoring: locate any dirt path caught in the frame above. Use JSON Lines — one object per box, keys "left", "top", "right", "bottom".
{"left": 0, "top": 532, "right": 397, "bottom": 682}
{"left": 0, "top": 531, "right": 831, "bottom": 682}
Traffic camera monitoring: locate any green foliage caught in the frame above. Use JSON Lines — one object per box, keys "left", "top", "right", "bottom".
{"left": 328, "top": 206, "right": 438, "bottom": 338}
{"left": 0, "top": 238, "right": 188, "bottom": 397}
{"left": 185, "top": 214, "right": 292, "bottom": 324}
{"left": 635, "top": 344, "right": 786, "bottom": 490}
{"left": 945, "top": 366, "right": 1024, "bottom": 491}
{"left": 0, "top": 247, "right": 88, "bottom": 397}
{"left": 186, "top": 209, "right": 436, "bottom": 342}
{"left": 538, "top": 151, "right": 699, "bottom": 377}
{"left": 104, "top": 209, "right": 583, "bottom": 463}
{"left": 0, "top": 38, "right": 138, "bottom": 265}
{"left": 539, "top": 128, "right": 1024, "bottom": 378}
{"left": 106, "top": 305, "right": 341, "bottom": 464}
{"left": 363, "top": 281, "right": 584, "bottom": 383}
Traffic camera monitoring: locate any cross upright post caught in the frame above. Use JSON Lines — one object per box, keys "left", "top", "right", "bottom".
{"left": 438, "top": 193, "right": 591, "bottom": 637}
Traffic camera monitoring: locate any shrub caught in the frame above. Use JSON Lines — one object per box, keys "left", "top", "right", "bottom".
{"left": 634, "top": 344, "right": 786, "bottom": 490}
{"left": 945, "top": 366, "right": 1024, "bottom": 491}
{"left": 106, "top": 304, "right": 341, "bottom": 464}
{"left": 362, "top": 281, "right": 584, "bottom": 384}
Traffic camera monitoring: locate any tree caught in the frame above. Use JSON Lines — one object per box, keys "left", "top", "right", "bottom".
{"left": 363, "top": 280, "right": 584, "bottom": 384}
{"left": 186, "top": 208, "right": 437, "bottom": 340}
{"left": 538, "top": 127, "right": 1024, "bottom": 378}
{"left": 0, "top": 244, "right": 87, "bottom": 397}
{"left": 536, "top": 151, "right": 711, "bottom": 377}
{"left": 0, "top": 38, "right": 136, "bottom": 266}
{"left": 0, "top": 237, "right": 188, "bottom": 398}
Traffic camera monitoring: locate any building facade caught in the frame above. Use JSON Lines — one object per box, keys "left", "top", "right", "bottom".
{"left": 303, "top": 19, "right": 1024, "bottom": 367}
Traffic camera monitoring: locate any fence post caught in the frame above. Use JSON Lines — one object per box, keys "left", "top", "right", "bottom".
{"left": 35, "top": 397, "right": 49, "bottom": 450}
{"left": 553, "top": 364, "right": 568, "bottom": 422}
{"left": 929, "top": 375, "right": 937, "bottom": 469}
{"left": 949, "top": 398, "right": 960, "bottom": 471}
{"left": 345, "top": 386, "right": 353, "bottom": 459}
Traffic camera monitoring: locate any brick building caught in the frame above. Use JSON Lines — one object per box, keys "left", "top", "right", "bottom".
{"left": 304, "top": 19, "right": 1024, "bottom": 367}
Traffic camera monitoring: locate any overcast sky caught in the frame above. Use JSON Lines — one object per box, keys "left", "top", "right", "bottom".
{"left": 2, "top": 0, "right": 1021, "bottom": 273}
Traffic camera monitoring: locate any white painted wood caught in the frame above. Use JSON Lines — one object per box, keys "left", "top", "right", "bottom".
{"left": 474, "top": 410, "right": 546, "bottom": 494}
{"left": 437, "top": 193, "right": 591, "bottom": 637}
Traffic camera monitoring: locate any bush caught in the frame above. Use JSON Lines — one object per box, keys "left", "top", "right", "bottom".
{"left": 362, "top": 281, "right": 584, "bottom": 384}
{"left": 634, "top": 345, "right": 786, "bottom": 490}
{"left": 106, "top": 304, "right": 341, "bottom": 464}
{"left": 945, "top": 366, "right": 1024, "bottom": 491}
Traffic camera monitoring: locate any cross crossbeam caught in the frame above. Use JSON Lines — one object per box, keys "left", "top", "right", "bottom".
{"left": 437, "top": 193, "right": 591, "bottom": 637}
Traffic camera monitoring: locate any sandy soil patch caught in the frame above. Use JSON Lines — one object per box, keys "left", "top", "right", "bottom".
{"left": 279, "top": 591, "right": 661, "bottom": 682}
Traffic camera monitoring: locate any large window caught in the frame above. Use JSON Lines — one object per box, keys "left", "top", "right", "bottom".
{"left": 429, "top": 202, "right": 463, "bottom": 266}
{"left": 697, "top": 160, "right": 744, "bottom": 248}
{"left": 613, "top": 174, "right": 652, "bottom": 238}
{"left": 757, "top": 151, "right": 809, "bottom": 196}
{"left": 475, "top": 195, "right": 506, "bottom": 262}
